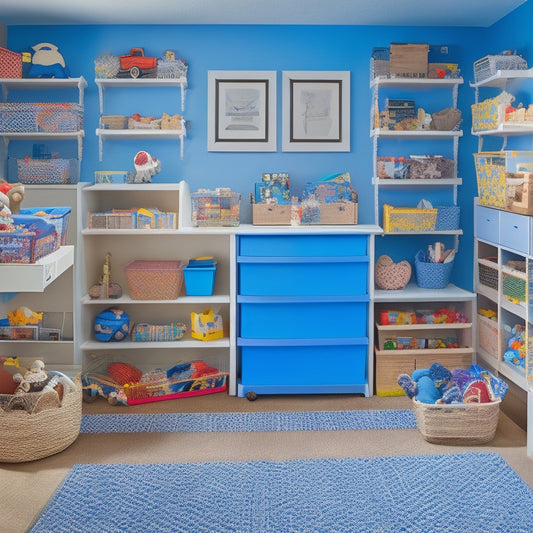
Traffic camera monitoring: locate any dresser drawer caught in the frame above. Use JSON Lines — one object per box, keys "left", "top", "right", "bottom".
{"left": 239, "top": 298, "right": 368, "bottom": 338}
{"left": 238, "top": 259, "right": 368, "bottom": 296}
{"left": 238, "top": 234, "right": 367, "bottom": 257}
{"left": 239, "top": 343, "right": 368, "bottom": 386}
{"left": 500, "top": 211, "right": 530, "bottom": 254}
{"left": 475, "top": 205, "right": 500, "bottom": 244}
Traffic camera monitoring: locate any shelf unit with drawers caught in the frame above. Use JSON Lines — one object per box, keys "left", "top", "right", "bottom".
{"left": 235, "top": 227, "right": 382, "bottom": 398}
{"left": 474, "top": 200, "right": 533, "bottom": 457}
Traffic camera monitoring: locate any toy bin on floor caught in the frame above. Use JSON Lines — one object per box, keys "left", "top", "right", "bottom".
{"left": 124, "top": 260, "right": 183, "bottom": 300}
{"left": 183, "top": 264, "right": 217, "bottom": 296}
{"left": 413, "top": 399, "right": 501, "bottom": 445}
{"left": 0, "top": 373, "right": 82, "bottom": 463}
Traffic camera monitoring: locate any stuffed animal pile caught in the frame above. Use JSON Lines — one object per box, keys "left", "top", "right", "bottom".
{"left": 398, "top": 362, "right": 508, "bottom": 404}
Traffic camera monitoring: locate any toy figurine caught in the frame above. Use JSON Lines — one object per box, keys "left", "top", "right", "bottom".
{"left": 130, "top": 151, "right": 161, "bottom": 183}
{"left": 89, "top": 253, "right": 122, "bottom": 299}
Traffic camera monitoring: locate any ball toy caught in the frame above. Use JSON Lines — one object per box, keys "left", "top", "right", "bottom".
{"left": 94, "top": 307, "right": 130, "bottom": 342}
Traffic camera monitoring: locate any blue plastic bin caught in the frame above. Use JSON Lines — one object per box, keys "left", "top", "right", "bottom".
{"left": 183, "top": 265, "right": 217, "bottom": 296}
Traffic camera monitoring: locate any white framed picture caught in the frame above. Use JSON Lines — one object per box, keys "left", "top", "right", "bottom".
{"left": 282, "top": 70, "right": 350, "bottom": 152}
{"left": 207, "top": 70, "right": 277, "bottom": 151}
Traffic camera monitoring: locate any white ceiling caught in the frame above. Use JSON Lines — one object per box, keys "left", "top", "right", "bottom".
{"left": 0, "top": 0, "right": 527, "bottom": 27}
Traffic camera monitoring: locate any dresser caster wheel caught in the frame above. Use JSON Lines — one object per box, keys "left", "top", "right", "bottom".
{"left": 246, "top": 391, "right": 257, "bottom": 401}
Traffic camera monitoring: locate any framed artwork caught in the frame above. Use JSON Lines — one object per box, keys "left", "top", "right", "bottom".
{"left": 207, "top": 70, "right": 277, "bottom": 151}
{"left": 282, "top": 71, "right": 350, "bottom": 152}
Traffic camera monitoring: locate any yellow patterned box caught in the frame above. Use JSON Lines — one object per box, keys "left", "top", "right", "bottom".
{"left": 382, "top": 204, "right": 437, "bottom": 232}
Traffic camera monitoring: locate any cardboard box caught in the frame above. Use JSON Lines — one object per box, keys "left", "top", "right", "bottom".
{"left": 390, "top": 43, "right": 429, "bottom": 78}
{"left": 252, "top": 203, "right": 292, "bottom": 225}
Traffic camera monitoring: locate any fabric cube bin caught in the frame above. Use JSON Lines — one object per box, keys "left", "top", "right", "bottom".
{"left": 238, "top": 260, "right": 368, "bottom": 296}
{"left": 124, "top": 260, "right": 183, "bottom": 300}
{"left": 239, "top": 299, "right": 368, "bottom": 339}
{"left": 183, "top": 265, "right": 217, "bottom": 296}
{"left": 239, "top": 343, "right": 368, "bottom": 386}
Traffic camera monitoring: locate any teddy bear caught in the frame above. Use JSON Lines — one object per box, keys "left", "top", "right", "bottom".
{"left": 12, "top": 359, "right": 62, "bottom": 399}
{"left": 0, "top": 180, "right": 25, "bottom": 214}
{"left": 0, "top": 191, "right": 14, "bottom": 231}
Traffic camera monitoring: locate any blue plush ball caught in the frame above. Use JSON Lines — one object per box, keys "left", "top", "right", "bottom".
{"left": 94, "top": 308, "right": 130, "bottom": 342}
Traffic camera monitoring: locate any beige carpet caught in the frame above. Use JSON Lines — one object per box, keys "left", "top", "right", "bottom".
{"left": 1, "top": 392, "right": 531, "bottom": 533}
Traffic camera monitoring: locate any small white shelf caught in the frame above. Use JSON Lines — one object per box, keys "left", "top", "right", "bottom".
{"left": 371, "top": 76, "right": 464, "bottom": 89}
{"left": 469, "top": 68, "right": 533, "bottom": 89}
{"left": 0, "top": 246, "right": 74, "bottom": 292}
{"left": 472, "top": 123, "right": 533, "bottom": 137}
{"left": 371, "top": 128, "right": 463, "bottom": 139}
{"left": 81, "top": 294, "right": 230, "bottom": 305}
{"left": 373, "top": 178, "right": 462, "bottom": 187}
{"left": 374, "top": 282, "right": 476, "bottom": 303}
{"left": 82, "top": 338, "right": 230, "bottom": 350}
{"left": 0, "top": 76, "right": 87, "bottom": 105}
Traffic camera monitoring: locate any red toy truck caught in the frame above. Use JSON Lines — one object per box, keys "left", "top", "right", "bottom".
{"left": 118, "top": 48, "right": 157, "bottom": 78}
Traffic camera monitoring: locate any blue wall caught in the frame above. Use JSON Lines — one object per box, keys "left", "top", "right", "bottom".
{"left": 5, "top": 8, "right": 532, "bottom": 290}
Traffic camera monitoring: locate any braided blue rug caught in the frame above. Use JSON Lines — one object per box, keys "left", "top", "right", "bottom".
{"left": 30, "top": 452, "right": 533, "bottom": 533}
{"left": 80, "top": 409, "right": 417, "bottom": 433}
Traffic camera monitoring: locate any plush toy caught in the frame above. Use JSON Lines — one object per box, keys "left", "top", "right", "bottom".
{"left": 12, "top": 359, "right": 63, "bottom": 399}
{"left": 503, "top": 325, "right": 526, "bottom": 368}
{"left": 8, "top": 306, "right": 43, "bottom": 326}
{"left": 398, "top": 362, "right": 507, "bottom": 405}
{"left": 94, "top": 307, "right": 130, "bottom": 341}
{"left": 0, "top": 191, "right": 14, "bottom": 231}
{"left": 131, "top": 150, "right": 161, "bottom": 183}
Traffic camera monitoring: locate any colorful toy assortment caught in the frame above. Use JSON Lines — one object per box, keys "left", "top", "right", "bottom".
{"left": 503, "top": 324, "right": 526, "bottom": 368}
{"left": 379, "top": 308, "right": 467, "bottom": 325}
{"left": 398, "top": 362, "right": 508, "bottom": 405}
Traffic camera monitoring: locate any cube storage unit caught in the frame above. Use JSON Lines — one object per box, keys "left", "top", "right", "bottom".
{"left": 236, "top": 231, "right": 376, "bottom": 398}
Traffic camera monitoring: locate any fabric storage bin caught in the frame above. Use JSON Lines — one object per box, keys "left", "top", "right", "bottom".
{"left": 239, "top": 343, "right": 368, "bottom": 386}
{"left": 16, "top": 157, "right": 74, "bottom": 184}
{"left": 474, "top": 54, "right": 528, "bottom": 84}
{"left": 435, "top": 206, "right": 460, "bottom": 230}
{"left": 0, "top": 47, "right": 22, "bottom": 78}
{"left": 376, "top": 157, "right": 410, "bottom": 179}
{"left": 18, "top": 207, "right": 71, "bottom": 246}
{"left": 413, "top": 399, "right": 501, "bottom": 445}
{"left": 124, "top": 260, "right": 183, "bottom": 300}
{"left": 238, "top": 259, "right": 368, "bottom": 296}
{"left": 474, "top": 151, "right": 533, "bottom": 210}
{"left": 183, "top": 265, "right": 217, "bottom": 296}
{"left": 238, "top": 234, "right": 367, "bottom": 257}
{"left": 0, "top": 102, "right": 83, "bottom": 133}
{"left": 407, "top": 156, "right": 454, "bottom": 180}
{"left": 238, "top": 299, "right": 368, "bottom": 339}
{"left": 414, "top": 251, "right": 453, "bottom": 289}
{"left": 477, "top": 314, "right": 500, "bottom": 360}
{"left": 477, "top": 257, "right": 498, "bottom": 291}
{"left": 382, "top": 204, "right": 437, "bottom": 232}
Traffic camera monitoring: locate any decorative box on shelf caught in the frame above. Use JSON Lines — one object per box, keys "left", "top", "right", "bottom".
{"left": 191, "top": 188, "right": 240, "bottom": 227}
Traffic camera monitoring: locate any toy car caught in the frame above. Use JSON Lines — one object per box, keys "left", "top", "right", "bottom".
{"left": 118, "top": 48, "right": 157, "bottom": 78}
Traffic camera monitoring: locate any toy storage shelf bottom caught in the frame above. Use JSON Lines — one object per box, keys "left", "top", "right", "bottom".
{"left": 375, "top": 348, "right": 474, "bottom": 396}
{"left": 237, "top": 338, "right": 369, "bottom": 397}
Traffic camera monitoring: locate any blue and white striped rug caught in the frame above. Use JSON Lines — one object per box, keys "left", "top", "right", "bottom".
{"left": 80, "top": 409, "right": 417, "bottom": 433}
{"left": 29, "top": 452, "right": 533, "bottom": 533}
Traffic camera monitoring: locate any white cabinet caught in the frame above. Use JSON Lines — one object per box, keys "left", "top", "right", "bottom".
{"left": 0, "top": 184, "right": 82, "bottom": 373}
{"left": 0, "top": 77, "right": 87, "bottom": 181}
{"left": 95, "top": 78, "right": 187, "bottom": 161}
{"left": 79, "top": 182, "right": 235, "bottom": 391}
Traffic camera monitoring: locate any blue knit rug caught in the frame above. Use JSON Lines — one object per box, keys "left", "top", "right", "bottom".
{"left": 30, "top": 452, "right": 533, "bottom": 533}
{"left": 80, "top": 409, "right": 417, "bottom": 433}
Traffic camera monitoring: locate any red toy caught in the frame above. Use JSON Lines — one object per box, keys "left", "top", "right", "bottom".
{"left": 118, "top": 48, "right": 157, "bottom": 78}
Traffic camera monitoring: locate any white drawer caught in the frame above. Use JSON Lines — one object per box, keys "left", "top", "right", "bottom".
{"left": 475, "top": 205, "right": 500, "bottom": 244}
{"left": 500, "top": 210, "right": 530, "bottom": 254}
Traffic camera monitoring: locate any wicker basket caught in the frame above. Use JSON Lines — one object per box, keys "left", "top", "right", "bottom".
{"left": 0, "top": 47, "right": 22, "bottom": 78}
{"left": 375, "top": 255, "right": 411, "bottom": 290}
{"left": 414, "top": 250, "right": 453, "bottom": 289}
{"left": 124, "top": 260, "right": 183, "bottom": 300}
{"left": 413, "top": 398, "right": 501, "bottom": 445}
{"left": 382, "top": 204, "right": 437, "bottom": 232}
{"left": 0, "top": 374, "right": 82, "bottom": 463}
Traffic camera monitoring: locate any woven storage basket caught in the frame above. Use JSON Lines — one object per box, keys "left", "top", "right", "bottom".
{"left": 413, "top": 399, "right": 501, "bottom": 445}
{"left": 477, "top": 314, "right": 500, "bottom": 359}
{"left": 474, "top": 54, "right": 528, "bottom": 84}
{"left": 124, "top": 260, "right": 183, "bottom": 300}
{"left": 0, "top": 47, "right": 22, "bottom": 78}
{"left": 0, "top": 374, "right": 82, "bottom": 463}
{"left": 414, "top": 250, "right": 453, "bottom": 289}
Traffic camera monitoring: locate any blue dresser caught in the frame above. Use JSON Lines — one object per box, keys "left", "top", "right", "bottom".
{"left": 236, "top": 231, "right": 375, "bottom": 398}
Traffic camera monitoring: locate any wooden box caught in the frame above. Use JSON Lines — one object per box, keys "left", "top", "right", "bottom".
{"left": 390, "top": 43, "right": 429, "bottom": 78}
{"left": 252, "top": 202, "right": 292, "bottom": 225}
{"left": 302, "top": 202, "right": 358, "bottom": 225}
{"left": 505, "top": 171, "right": 533, "bottom": 215}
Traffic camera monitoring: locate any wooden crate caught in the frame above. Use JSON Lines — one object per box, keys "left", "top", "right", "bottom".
{"left": 252, "top": 203, "right": 292, "bottom": 225}
{"left": 390, "top": 43, "right": 429, "bottom": 78}
{"left": 375, "top": 348, "right": 473, "bottom": 396}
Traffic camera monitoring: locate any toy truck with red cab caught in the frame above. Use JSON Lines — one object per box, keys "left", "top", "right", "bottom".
{"left": 118, "top": 48, "right": 157, "bottom": 78}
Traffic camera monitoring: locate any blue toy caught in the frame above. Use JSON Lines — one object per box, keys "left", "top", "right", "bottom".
{"left": 28, "top": 43, "right": 69, "bottom": 78}
{"left": 94, "top": 308, "right": 130, "bottom": 342}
